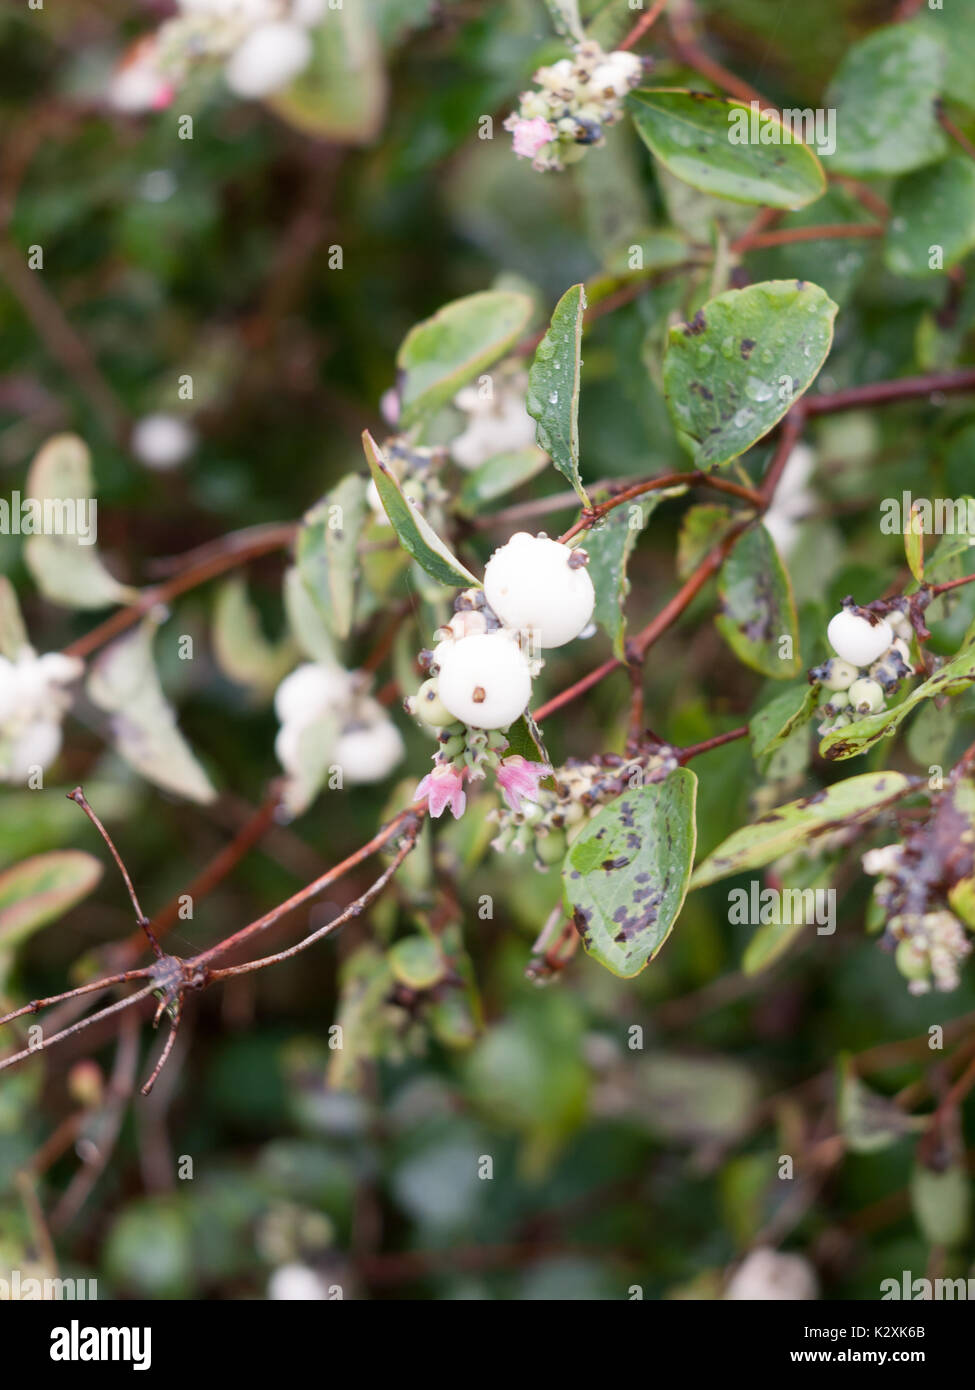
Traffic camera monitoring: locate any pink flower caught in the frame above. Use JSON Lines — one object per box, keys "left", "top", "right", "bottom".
{"left": 495, "top": 756, "right": 551, "bottom": 813}
{"left": 509, "top": 116, "right": 555, "bottom": 161}
{"left": 415, "top": 763, "right": 467, "bottom": 819}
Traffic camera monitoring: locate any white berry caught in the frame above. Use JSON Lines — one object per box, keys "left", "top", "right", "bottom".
{"left": 224, "top": 22, "right": 312, "bottom": 98}
{"left": 848, "top": 677, "right": 885, "bottom": 714}
{"left": 820, "top": 658, "right": 859, "bottom": 692}
{"left": 435, "top": 632, "right": 531, "bottom": 730}
{"left": 827, "top": 607, "right": 893, "bottom": 667}
{"left": 130, "top": 413, "right": 196, "bottom": 470}
{"left": 274, "top": 663, "right": 353, "bottom": 725}
{"left": 483, "top": 532, "right": 595, "bottom": 649}
{"left": 334, "top": 712, "right": 405, "bottom": 785}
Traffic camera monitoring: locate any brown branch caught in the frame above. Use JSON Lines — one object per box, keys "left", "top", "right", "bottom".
{"left": 557, "top": 470, "right": 760, "bottom": 544}
{"left": 938, "top": 106, "right": 975, "bottom": 163}
{"left": 732, "top": 223, "right": 884, "bottom": 254}
{"left": 62, "top": 521, "right": 296, "bottom": 661}
{"left": 618, "top": 0, "right": 668, "bottom": 51}
{"left": 68, "top": 786, "right": 161, "bottom": 959}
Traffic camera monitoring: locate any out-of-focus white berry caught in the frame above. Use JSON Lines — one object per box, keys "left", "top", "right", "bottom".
{"left": 267, "top": 1262, "right": 329, "bottom": 1301}
{"left": 224, "top": 22, "right": 312, "bottom": 97}
{"left": 274, "top": 663, "right": 353, "bottom": 725}
{"left": 848, "top": 677, "right": 884, "bottom": 714}
{"left": 436, "top": 632, "right": 532, "bottom": 730}
{"left": 334, "top": 711, "right": 405, "bottom": 784}
{"left": 827, "top": 607, "right": 893, "bottom": 667}
{"left": 448, "top": 609, "right": 488, "bottom": 641}
{"left": 290, "top": 0, "right": 327, "bottom": 24}
{"left": 725, "top": 1248, "right": 819, "bottom": 1301}
{"left": 131, "top": 413, "right": 196, "bottom": 470}
{"left": 820, "top": 658, "right": 859, "bottom": 692}
{"left": 451, "top": 380, "right": 537, "bottom": 471}
{"left": 108, "top": 41, "right": 175, "bottom": 114}
{"left": 862, "top": 844, "right": 901, "bottom": 877}
{"left": 7, "top": 720, "right": 63, "bottom": 780}
{"left": 607, "top": 50, "right": 643, "bottom": 85}
{"left": 483, "top": 532, "right": 595, "bottom": 649}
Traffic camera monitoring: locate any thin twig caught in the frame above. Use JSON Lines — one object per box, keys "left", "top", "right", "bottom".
{"left": 68, "top": 786, "right": 161, "bottom": 959}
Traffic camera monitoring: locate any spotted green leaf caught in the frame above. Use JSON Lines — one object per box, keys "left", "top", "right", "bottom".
{"left": 715, "top": 523, "right": 800, "bottom": 678}
{"left": 689, "top": 772, "right": 913, "bottom": 888}
{"left": 628, "top": 89, "right": 826, "bottom": 209}
{"left": 562, "top": 769, "right": 697, "bottom": 978}
{"left": 362, "top": 430, "right": 478, "bottom": 588}
{"left": 662, "top": 280, "right": 837, "bottom": 471}
{"left": 824, "top": 25, "right": 947, "bottom": 177}
{"left": 397, "top": 291, "right": 534, "bottom": 428}
{"left": 527, "top": 283, "right": 589, "bottom": 506}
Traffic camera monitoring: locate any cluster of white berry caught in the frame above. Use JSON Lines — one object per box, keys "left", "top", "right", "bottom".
{"left": 274, "top": 661, "right": 404, "bottom": 811}
{"left": 810, "top": 599, "right": 914, "bottom": 737}
{"left": 406, "top": 533, "right": 595, "bottom": 819}
{"left": 109, "top": 0, "right": 325, "bottom": 114}
{"left": 504, "top": 42, "right": 645, "bottom": 172}
{"left": 0, "top": 650, "right": 82, "bottom": 784}
{"left": 862, "top": 843, "right": 972, "bottom": 995}
{"left": 450, "top": 371, "right": 537, "bottom": 471}
{"left": 490, "top": 749, "right": 678, "bottom": 869}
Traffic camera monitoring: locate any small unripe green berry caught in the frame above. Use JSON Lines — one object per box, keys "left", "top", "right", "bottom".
{"left": 848, "top": 677, "right": 885, "bottom": 714}
{"left": 822, "top": 658, "right": 859, "bottom": 692}
{"left": 413, "top": 678, "right": 453, "bottom": 728}
{"left": 535, "top": 830, "right": 567, "bottom": 866}
{"left": 895, "top": 938, "right": 930, "bottom": 982}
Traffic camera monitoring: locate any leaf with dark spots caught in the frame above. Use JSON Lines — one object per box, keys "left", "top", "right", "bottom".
{"left": 690, "top": 772, "right": 913, "bottom": 888}
{"left": 715, "top": 523, "right": 800, "bottom": 678}
{"left": 561, "top": 771, "right": 697, "bottom": 978}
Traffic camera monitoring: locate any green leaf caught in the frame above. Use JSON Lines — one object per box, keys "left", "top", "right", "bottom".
{"left": 455, "top": 446, "right": 549, "bottom": 514}
{"left": 0, "top": 577, "right": 28, "bottom": 659}
{"left": 628, "top": 89, "right": 826, "bottom": 208}
{"left": 911, "top": 1161, "right": 972, "bottom": 1248}
{"left": 585, "top": 486, "right": 687, "bottom": 658}
{"left": 283, "top": 565, "right": 337, "bottom": 665}
{"left": 676, "top": 503, "right": 739, "bottom": 578}
{"left": 362, "top": 430, "right": 478, "bottom": 588}
{"left": 662, "top": 280, "right": 837, "bottom": 471}
{"left": 838, "top": 1056, "right": 922, "bottom": 1155}
{"left": 23, "top": 434, "right": 138, "bottom": 610}
{"left": 87, "top": 619, "right": 217, "bottom": 804}
{"left": 886, "top": 156, "right": 975, "bottom": 278}
{"left": 689, "top": 772, "right": 913, "bottom": 888}
{"left": 505, "top": 711, "right": 551, "bottom": 769}
{"left": 527, "top": 283, "right": 590, "bottom": 506}
{"left": 0, "top": 850, "right": 102, "bottom": 953}
{"left": 562, "top": 769, "right": 697, "bottom": 978}
{"left": 749, "top": 681, "right": 820, "bottom": 758}
{"left": 388, "top": 934, "right": 446, "bottom": 990}
{"left": 742, "top": 917, "right": 804, "bottom": 976}
{"left": 267, "top": 5, "right": 385, "bottom": 143}
{"left": 212, "top": 577, "right": 296, "bottom": 699}
{"left": 280, "top": 713, "right": 339, "bottom": 817}
{"left": 397, "top": 290, "right": 534, "bottom": 428}
{"left": 715, "top": 523, "right": 800, "bottom": 678}
{"left": 824, "top": 25, "right": 947, "bottom": 177}
{"left": 296, "top": 473, "right": 368, "bottom": 640}
{"left": 820, "top": 642, "right": 975, "bottom": 761}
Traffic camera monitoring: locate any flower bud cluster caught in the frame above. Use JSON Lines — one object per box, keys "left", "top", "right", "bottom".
{"left": 862, "top": 842, "right": 973, "bottom": 994}
{"left": 0, "top": 650, "right": 82, "bottom": 784}
{"left": 504, "top": 42, "right": 645, "bottom": 172}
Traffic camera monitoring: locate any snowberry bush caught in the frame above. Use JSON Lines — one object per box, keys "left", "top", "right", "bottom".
{"left": 4, "top": 0, "right": 975, "bottom": 1305}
